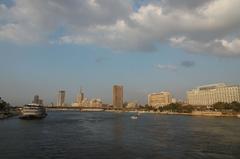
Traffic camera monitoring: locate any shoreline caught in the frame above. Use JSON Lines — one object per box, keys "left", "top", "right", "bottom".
{"left": 106, "top": 110, "right": 240, "bottom": 118}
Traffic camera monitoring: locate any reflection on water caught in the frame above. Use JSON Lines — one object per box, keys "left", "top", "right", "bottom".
{"left": 0, "top": 111, "right": 239, "bottom": 159}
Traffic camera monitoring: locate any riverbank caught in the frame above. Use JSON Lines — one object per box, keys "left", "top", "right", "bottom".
{"left": 106, "top": 110, "right": 240, "bottom": 117}
{"left": 157, "top": 111, "right": 240, "bottom": 117}
{"left": 0, "top": 113, "right": 15, "bottom": 119}
{"left": 0, "top": 110, "right": 19, "bottom": 120}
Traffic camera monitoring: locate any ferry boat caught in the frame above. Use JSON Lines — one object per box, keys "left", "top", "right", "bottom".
{"left": 19, "top": 104, "right": 47, "bottom": 119}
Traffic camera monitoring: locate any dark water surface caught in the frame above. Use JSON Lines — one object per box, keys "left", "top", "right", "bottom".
{"left": 0, "top": 111, "right": 239, "bottom": 159}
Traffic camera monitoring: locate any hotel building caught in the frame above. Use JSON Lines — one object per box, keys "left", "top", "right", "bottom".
{"left": 113, "top": 85, "right": 123, "bottom": 108}
{"left": 187, "top": 83, "right": 240, "bottom": 106}
{"left": 148, "top": 92, "right": 172, "bottom": 108}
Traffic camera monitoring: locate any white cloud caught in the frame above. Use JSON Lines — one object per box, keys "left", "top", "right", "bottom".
{"left": 0, "top": 0, "right": 240, "bottom": 56}
{"left": 170, "top": 36, "right": 240, "bottom": 56}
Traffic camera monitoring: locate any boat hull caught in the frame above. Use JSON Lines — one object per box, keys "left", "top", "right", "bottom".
{"left": 19, "top": 114, "right": 47, "bottom": 120}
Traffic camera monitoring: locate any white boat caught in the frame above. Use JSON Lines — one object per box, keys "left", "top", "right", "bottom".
{"left": 131, "top": 112, "right": 140, "bottom": 119}
{"left": 19, "top": 103, "right": 47, "bottom": 119}
{"left": 131, "top": 116, "right": 138, "bottom": 119}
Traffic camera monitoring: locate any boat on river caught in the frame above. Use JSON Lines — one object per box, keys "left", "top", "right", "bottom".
{"left": 19, "top": 104, "right": 47, "bottom": 120}
{"left": 131, "top": 112, "right": 140, "bottom": 119}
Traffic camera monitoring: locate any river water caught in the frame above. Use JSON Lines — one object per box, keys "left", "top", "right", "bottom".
{"left": 0, "top": 111, "right": 239, "bottom": 159}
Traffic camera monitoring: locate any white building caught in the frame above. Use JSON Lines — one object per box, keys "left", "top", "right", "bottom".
{"left": 187, "top": 83, "right": 240, "bottom": 106}
{"left": 126, "top": 102, "right": 138, "bottom": 109}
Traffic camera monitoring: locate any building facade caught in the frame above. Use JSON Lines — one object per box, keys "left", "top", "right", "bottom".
{"left": 126, "top": 102, "right": 138, "bottom": 109}
{"left": 89, "top": 99, "right": 102, "bottom": 107}
{"left": 57, "top": 90, "right": 65, "bottom": 106}
{"left": 187, "top": 83, "right": 240, "bottom": 106}
{"left": 113, "top": 85, "right": 123, "bottom": 108}
{"left": 148, "top": 92, "right": 172, "bottom": 108}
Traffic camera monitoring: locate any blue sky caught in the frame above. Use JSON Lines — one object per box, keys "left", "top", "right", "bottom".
{"left": 0, "top": 0, "right": 240, "bottom": 105}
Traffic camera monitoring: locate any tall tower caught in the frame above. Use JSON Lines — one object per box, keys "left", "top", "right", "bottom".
{"left": 57, "top": 90, "right": 65, "bottom": 106}
{"left": 113, "top": 85, "right": 123, "bottom": 109}
{"left": 32, "top": 95, "right": 39, "bottom": 104}
{"left": 77, "top": 88, "right": 84, "bottom": 106}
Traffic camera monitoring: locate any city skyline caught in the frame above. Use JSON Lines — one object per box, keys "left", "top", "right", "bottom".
{"left": 1, "top": 0, "right": 240, "bottom": 106}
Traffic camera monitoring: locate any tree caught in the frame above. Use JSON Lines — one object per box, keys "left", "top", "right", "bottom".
{"left": 212, "top": 102, "right": 226, "bottom": 111}
{"left": 0, "top": 97, "right": 10, "bottom": 112}
{"left": 231, "top": 101, "right": 240, "bottom": 112}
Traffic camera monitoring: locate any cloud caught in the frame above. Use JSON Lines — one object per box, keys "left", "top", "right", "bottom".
{"left": 156, "top": 64, "right": 177, "bottom": 71}
{"left": 170, "top": 36, "right": 240, "bottom": 56}
{"left": 180, "top": 60, "right": 195, "bottom": 68}
{"left": 0, "top": 0, "right": 240, "bottom": 56}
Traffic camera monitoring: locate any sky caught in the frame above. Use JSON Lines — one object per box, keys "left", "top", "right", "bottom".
{"left": 0, "top": 0, "right": 240, "bottom": 106}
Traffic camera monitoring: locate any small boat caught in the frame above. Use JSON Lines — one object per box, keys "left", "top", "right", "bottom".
{"left": 131, "top": 116, "right": 138, "bottom": 119}
{"left": 131, "top": 112, "right": 140, "bottom": 119}
{"left": 19, "top": 103, "right": 47, "bottom": 120}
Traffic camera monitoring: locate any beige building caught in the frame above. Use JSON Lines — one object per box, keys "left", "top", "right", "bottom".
{"left": 187, "top": 83, "right": 240, "bottom": 106}
{"left": 126, "top": 102, "right": 138, "bottom": 109}
{"left": 90, "top": 99, "right": 102, "bottom": 107}
{"left": 72, "top": 89, "right": 85, "bottom": 107}
{"left": 113, "top": 85, "right": 123, "bottom": 108}
{"left": 148, "top": 92, "right": 172, "bottom": 108}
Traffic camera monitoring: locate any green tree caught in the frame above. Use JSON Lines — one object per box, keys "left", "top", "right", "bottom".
{"left": 0, "top": 97, "right": 10, "bottom": 112}
{"left": 231, "top": 101, "right": 240, "bottom": 112}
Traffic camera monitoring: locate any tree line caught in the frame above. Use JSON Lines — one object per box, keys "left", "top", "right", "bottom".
{"left": 142, "top": 101, "right": 240, "bottom": 113}
{"left": 0, "top": 97, "right": 10, "bottom": 112}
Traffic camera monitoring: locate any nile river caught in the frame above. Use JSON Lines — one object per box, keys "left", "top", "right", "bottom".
{"left": 0, "top": 111, "right": 239, "bottom": 159}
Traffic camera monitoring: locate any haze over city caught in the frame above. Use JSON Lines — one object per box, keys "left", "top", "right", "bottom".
{"left": 0, "top": 0, "right": 240, "bottom": 106}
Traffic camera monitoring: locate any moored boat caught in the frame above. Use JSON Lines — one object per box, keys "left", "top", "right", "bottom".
{"left": 19, "top": 104, "right": 47, "bottom": 119}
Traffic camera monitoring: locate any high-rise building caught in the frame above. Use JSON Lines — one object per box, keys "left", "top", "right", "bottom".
{"left": 38, "top": 99, "right": 43, "bottom": 105}
{"left": 187, "top": 83, "right": 240, "bottom": 106}
{"left": 77, "top": 89, "right": 84, "bottom": 106}
{"left": 148, "top": 92, "right": 172, "bottom": 108}
{"left": 113, "top": 85, "right": 123, "bottom": 108}
{"left": 57, "top": 90, "right": 65, "bottom": 106}
{"left": 32, "top": 95, "right": 39, "bottom": 104}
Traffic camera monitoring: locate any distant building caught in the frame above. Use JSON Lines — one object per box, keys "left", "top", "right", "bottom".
{"left": 32, "top": 95, "right": 39, "bottom": 104}
{"left": 89, "top": 99, "right": 102, "bottom": 107}
{"left": 77, "top": 89, "right": 84, "bottom": 106}
{"left": 187, "top": 83, "right": 240, "bottom": 106}
{"left": 38, "top": 99, "right": 43, "bottom": 105}
{"left": 71, "top": 102, "right": 79, "bottom": 107}
{"left": 32, "top": 95, "right": 43, "bottom": 105}
{"left": 171, "top": 98, "right": 177, "bottom": 104}
{"left": 148, "top": 92, "right": 172, "bottom": 108}
{"left": 81, "top": 98, "right": 89, "bottom": 107}
{"left": 57, "top": 90, "right": 65, "bottom": 106}
{"left": 126, "top": 102, "right": 138, "bottom": 109}
{"left": 113, "top": 85, "right": 123, "bottom": 108}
